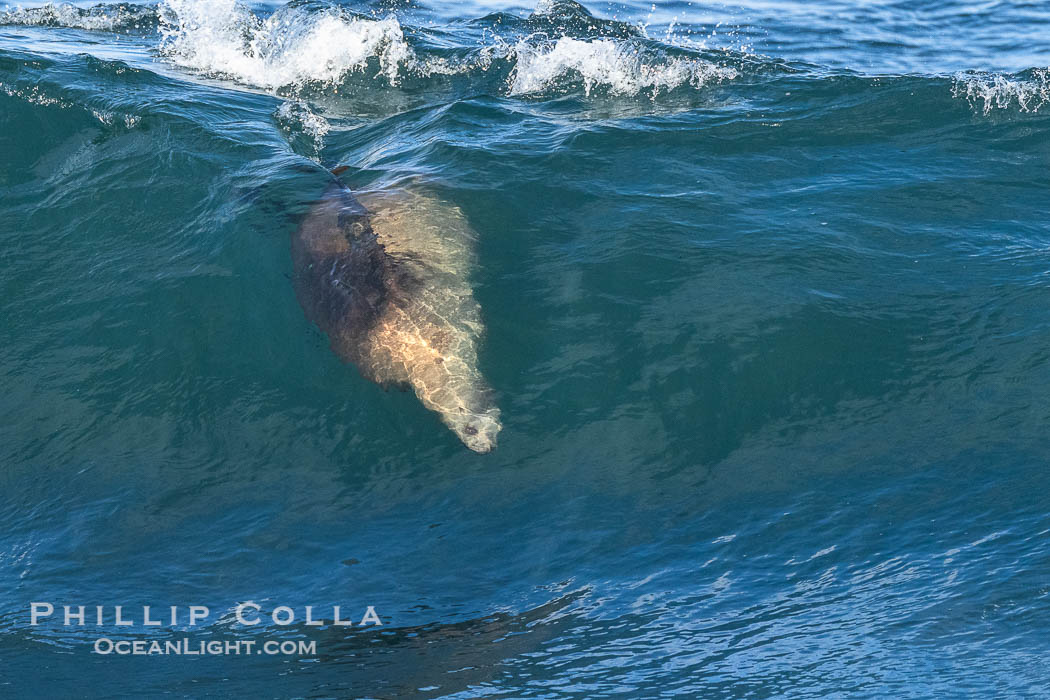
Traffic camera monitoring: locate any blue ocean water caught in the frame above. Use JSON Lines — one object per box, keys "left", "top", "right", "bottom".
{"left": 1, "top": 0, "right": 1049, "bottom": 696}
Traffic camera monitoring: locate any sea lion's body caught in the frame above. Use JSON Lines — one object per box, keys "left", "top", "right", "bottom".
{"left": 291, "top": 176, "right": 501, "bottom": 453}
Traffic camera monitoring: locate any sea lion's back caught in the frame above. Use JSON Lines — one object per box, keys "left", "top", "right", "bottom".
{"left": 291, "top": 183, "right": 390, "bottom": 351}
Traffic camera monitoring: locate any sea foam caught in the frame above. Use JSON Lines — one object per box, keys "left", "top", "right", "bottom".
{"left": 4, "top": 0, "right": 737, "bottom": 100}
{"left": 506, "top": 35, "right": 736, "bottom": 97}
{"left": 952, "top": 69, "right": 1050, "bottom": 115}
{"left": 158, "top": 0, "right": 413, "bottom": 89}
{"left": 0, "top": 2, "right": 158, "bottom": 32}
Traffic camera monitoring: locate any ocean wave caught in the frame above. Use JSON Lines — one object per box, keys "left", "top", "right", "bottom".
{"left": 158, "top": 0, "right": 415, "bottom": 89}
{"left": 0, "top": 2, "right": 158, "bottom": 33}
{"left": 952, "top": 68, "right": 1050, "bottom": 115}
{"left": 504, "top": 36, "right": 736, "bottom": 97}
{"left": 3, "top": 0, "right": 739, "bottom": 100}
{"left": 156, "top": 0, "right": 734, "bottom": 99}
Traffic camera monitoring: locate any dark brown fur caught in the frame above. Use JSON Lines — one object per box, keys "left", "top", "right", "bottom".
{"left": 291, "top": 180, "right": 398, "bottom": 374}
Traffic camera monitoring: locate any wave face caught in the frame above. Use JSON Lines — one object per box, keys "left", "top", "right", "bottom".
{"left": 3, "top": 1, "right": 1050, "bottom": 698}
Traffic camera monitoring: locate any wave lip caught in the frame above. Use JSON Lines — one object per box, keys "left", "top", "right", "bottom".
{"left": 158, "top": 0, "right": 414, "bottom": 90}
{"left": 8, "top": 0, "right": 742, "bottom": 102}
{"left": 952, "top": 68, "right": 1050, "bottom": 115}
{"left": 0, "top": 2, "right": 158, "bottom": 32}
{"left": 506, "top": 36, "right": 737, "bottom": 97}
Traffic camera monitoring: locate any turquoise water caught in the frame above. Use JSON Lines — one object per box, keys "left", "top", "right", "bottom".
{"left": 2, "top": 0, "right": 1050, "bottom": 696}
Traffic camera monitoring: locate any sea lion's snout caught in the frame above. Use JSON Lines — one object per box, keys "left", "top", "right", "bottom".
{"left": 452, "top": 409, "right": 501, "bottom": 454}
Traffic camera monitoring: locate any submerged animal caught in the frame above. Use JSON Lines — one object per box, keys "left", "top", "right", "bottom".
{"left": 291, "top": 168, "right": 501, "bottom": 453}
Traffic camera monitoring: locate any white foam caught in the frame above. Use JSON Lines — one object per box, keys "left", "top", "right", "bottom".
{"left": 952, "top": 69, "right": 1050, "bottom": 115}
{"left": 156, "top": 0, "right": 736, "bottom": 99}
{"left": 507, "top": 36, "right": 736, "bottom": 97}
{"left": 0, "top": 2, "right": 156, "bottom": 32}
{"left": 159, "top": 0, "right": 414, "bottom": 89}
{"left": 275, "top": 99, "right": 330, "bottom": 149}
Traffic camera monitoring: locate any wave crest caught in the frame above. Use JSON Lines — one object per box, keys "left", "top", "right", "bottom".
{"left": 0, "top": 2, "right": 158, "bottom": 33}
{"left": 9, "top": 0, "right": 739, "bottom": 101}
{"left": 506, "top": 36, "right": 736, "bottom": 97}
{"left": 158, "top": 0, "right": 414, "bottom": 89}
{"left": 952, "top": 69, "right": 1050, "bottom": 115}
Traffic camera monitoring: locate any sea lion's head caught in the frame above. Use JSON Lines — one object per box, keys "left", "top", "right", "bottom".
{"left": 449, "top": 406, "right": 502, "bottom": 454}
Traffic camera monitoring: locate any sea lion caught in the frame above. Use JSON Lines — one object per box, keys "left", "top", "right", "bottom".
{"left": 291, "top": 169, "right": 501, "bottom": 453}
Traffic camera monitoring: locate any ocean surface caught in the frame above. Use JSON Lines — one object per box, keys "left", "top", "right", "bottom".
{"left": 2, "top": 0, "right": 1049, "bottom": 696}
